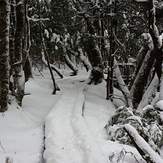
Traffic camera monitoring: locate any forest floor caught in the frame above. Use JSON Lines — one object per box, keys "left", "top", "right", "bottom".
{"left": 0, "top": 68, "right": 145, "bottom": 163}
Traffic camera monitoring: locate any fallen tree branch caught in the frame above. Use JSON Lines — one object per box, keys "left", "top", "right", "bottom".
{"left": 124, "top": 124, "right": 163, "bottom": 163}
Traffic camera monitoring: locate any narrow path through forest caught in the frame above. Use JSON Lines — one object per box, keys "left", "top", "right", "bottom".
{"left": 44, "top": 75, "right": 115, "bottom": 163}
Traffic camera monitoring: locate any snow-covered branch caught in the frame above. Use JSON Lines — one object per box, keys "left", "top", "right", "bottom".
{"left": 124, "top": 124, "right": 163, "bottom": 163}
{"left": 28, "top": 16, "right": 50, "bottom": 22}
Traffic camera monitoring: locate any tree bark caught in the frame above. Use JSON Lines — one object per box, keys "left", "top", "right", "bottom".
{"left": 23, "top": 0, "right": 32, "bottom": 82}
{"left": 9, "top": 0, "right": 16, "bottom": 95}
{"left": 114, "top": 59, "right": 133, "bottom": 108}
{"left": 83, "top": 16, "right": 104, "bottom": 85}
{"left": 60, "top": 42, "right": 78, "bottom": 76}
{"left": 41, "top": 32, "right": 59, "bottom": 94}
{"left": 67, "top": 48, "right": 92, "bottom": 72}
{"left": 159, "top": 64, "right": 163, "bottom": 100}
{"left": 42, "top": 53, "right": 64, "bottom": 79}
{"left": 130, "top": 0, "right": 162, "bottom": 109}
{"left": 138, "top": 73, "right": 159, "bottom": 110}
{"left": 0, "top": 0, "right": 10, "bottom": 112}
{"left": 14, "top": 0, "right": 25, "bottom": 106}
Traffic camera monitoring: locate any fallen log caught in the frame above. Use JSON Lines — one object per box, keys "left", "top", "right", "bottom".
{"left": 124, "top": 124, "right": 163, "bottom": 163}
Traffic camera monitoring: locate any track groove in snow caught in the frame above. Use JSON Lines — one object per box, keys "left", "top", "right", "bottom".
{"left": 44, "top": 80, "right": 109, "bottom": 163}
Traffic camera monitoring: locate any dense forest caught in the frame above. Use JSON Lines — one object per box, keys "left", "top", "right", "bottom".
{"left": 1, "top": 0, "right": 163, "bottom": 163}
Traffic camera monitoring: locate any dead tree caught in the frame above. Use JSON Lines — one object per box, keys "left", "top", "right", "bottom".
{"left": 0, "top": 0, "right": 10, "bottom": 112}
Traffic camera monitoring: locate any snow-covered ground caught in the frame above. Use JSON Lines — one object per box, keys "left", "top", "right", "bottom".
{"left": 0, "top": 69, "right": 61, "bottom": 163}
{"left": 44, "top": 70, "right": 144, "bottom": 163}
{"left": 0, "top": 69, "right": 146, "bottom": 163}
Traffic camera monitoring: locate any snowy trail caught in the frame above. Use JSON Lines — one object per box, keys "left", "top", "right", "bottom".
{"left": 44, "top": 82, "right": 85, "bottom": 163}
{"left": 44, "top": 79, "right": 110, "bottom": 163}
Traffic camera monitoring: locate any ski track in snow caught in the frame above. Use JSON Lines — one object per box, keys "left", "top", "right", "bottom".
{"left": 0, "top": 70, "right": 145, "bottom": 163}
{"left": 44, "top": 79, "right": 110, "bottom": 163}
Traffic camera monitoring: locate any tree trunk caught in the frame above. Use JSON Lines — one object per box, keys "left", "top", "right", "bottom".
{"left": 40, "top": 25, "right": 60, "bottom": 94}
{"left": 138, "top": 73, "right": 159, "bottom": 110}
{"left": 130, "top": 44, "right": 154, "bottom": 109}
{"left": 23, "top": 0, "right": 32, "bottom": 82}
{"left": 129, "top": 36, "right": 151, "bottom": 89}
{"left": 130, "top": 0, "right": 162, "bottom": 109}
{"left": 67, "top": 48, "right": 92, "bottom": 72}
{"left": 9, "top": 0, "right": 16, "bottom": 95}
{"left": 83, "top": 16, "right": 104, "bottom": 85}
{"left": 114, "top": 59, "right": 133, "bottom": 108}
{"left": 60, "top": 42, "right": 78, "bottom": 76}
{"left": 159, "top": 63, "right": 163, "bottom": 100}
{"left": 0, "top": 0, "right": 10, "bottom": 112}
{"left": 106, "top": 0, "right": 117, "bottom": 100}
{"left": 42, "top": 53, "right": 64, "bottom": 79}
{"left": 14, "top": 0, "right": 25, "bottom": 106}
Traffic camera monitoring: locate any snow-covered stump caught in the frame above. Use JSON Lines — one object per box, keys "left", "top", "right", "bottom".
{"left": 124, "top": 124, "right": 163, "bottom": 163}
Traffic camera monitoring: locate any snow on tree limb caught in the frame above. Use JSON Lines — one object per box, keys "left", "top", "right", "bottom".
{"left": 124, "top": 124, "right": 163, "bottom": 163}
{"left": 134, "top": 0, "right": 149, "bottom": 2}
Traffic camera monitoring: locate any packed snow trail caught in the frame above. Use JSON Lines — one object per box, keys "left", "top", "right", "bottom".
{"left": 44, "top": 78, "right": 112, "bottom": 163}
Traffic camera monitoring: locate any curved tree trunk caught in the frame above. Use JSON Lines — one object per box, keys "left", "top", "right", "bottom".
{"left": 67, "top": 47, "right": 92, "bottom": 72}
{"left": 60, "top": 42, "right": 78, "bottom": 76}
{"left": 0, "top": 0, "right": 10, "bottom": 112}
{"left": 42, "top": 52, "right": 64, "bottom": 79}
{"left": 77, "top": 48, "right": 92, "bottom": 72}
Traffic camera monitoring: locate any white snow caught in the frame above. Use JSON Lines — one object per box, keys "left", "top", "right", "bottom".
{"left": 44, "top": 71, "right": 145, "bottom": 163}
{"left": 124, "top": 124, "right": 163, "bottom": 163}
{"left": 155, "top": 100, "right": 163, "bottom": 111}
{"left": 0, "top": 69, "right": 151, "bottom": 163}
{"left": 0, "top": 69, "right": 61, "bottom": 163}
